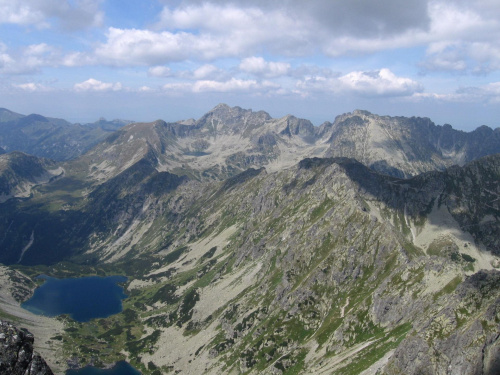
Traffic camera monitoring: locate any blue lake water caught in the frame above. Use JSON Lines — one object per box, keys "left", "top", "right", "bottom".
{"left": 66, "top": 361, "right": 141, "bottom": 375}
{"left": 22, "top": 275, "right": 128, "bottom": 322}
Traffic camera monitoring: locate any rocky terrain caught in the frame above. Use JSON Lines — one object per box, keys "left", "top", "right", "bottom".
{"left": 0, "top": 105, "right": 498, "bottom": 374}
{"left": 0, "top": 320, "right": 53, "bottom": 375}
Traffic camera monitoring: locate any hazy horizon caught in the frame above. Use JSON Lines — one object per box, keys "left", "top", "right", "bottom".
{"left": 2, "top": 1, "right": 500, "bottom": 130}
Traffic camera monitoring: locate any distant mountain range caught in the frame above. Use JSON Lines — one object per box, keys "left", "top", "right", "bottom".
{"left": 0, "top": 108, "right": 132, "bottom": 161}
{"left": 0, "top": 104, "right": 499, "bottom": 375}
{"left": 1, "top": 104, "right": 499, "bottom": 178}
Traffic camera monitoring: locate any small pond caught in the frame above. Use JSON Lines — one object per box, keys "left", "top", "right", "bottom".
{"left": 22, "top": 275, "right": 128, "bottom": 322}
{"left": 66, "top": 361, "right": 141, "bottom": 375}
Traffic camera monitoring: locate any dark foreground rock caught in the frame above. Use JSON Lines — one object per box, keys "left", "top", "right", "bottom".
{"left": 0, "top": 320, "right": 53, "bottom": 375}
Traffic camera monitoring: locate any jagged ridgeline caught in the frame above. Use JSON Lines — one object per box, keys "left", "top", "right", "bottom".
{"left": 0, "top": 105, "right": 499, "bottom": 375}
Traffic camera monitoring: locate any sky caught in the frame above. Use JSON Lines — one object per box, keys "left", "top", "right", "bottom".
{"left": 1, "top": 0, "right": 500, "bottom": 130}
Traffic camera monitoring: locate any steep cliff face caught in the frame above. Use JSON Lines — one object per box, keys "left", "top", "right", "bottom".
{"left": 0, "top": 320, "right": 53, "bottom": 375}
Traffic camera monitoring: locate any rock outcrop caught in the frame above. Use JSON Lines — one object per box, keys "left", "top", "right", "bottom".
{"left": 0, "top": 320, "right": 53, "bottom": 375}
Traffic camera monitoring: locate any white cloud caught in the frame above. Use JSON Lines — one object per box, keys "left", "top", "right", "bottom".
{"left": 414, "top": 81, "right": 500, "bottom": 104}
{"left": 163, "top": 78, "right": 258, "bottom": 93}
{"left": 152, "top": 1, "right": 430, "bottom": 59}
{"left": 166, "top": 1, "right": 429, "bottom": 38}
{"left": 0, "top": 0, "right": 103, "bottom": 30}
{"left": 148, "top": 66, "right": 172, "bottom": 77}
{"left": 0, "top": 2, "right": 46, "bottom": 27}
{"left": 162, "top": 82, "right": 194, "bottom": 93}
{"left": 94, "top": 27, "right": 223, "bottom": 65}
{"left": 138, "top": 85, "right": 154, "bottom": 92}
{"left": 239, "top": 57, "right": 290, "bottom": 78}
{"left": 0, "top": 43, "right": 60, "bottom": 74}
{"left": 296, "top": 68, "right": 422, "bottom": 97}
{"left": 61, "top": 51, "right": 95, "bottom": 67}
{"left": 192, "top": 78, "right": 258, "bottom": 93}
{"left": 94, "top": 23, "right": 303, "bottom": 66}
{"left": 11, "top": 0, "right": 485, "bottom": 76}
{"left": 191, "top": 64, "right": 223, "bottom": 80}
{"left": 418, "top": 1, "right": 500, "bottom": 73}
{"left": 338, "top": 69, "right": 423, "bottom": 96}
{"left": 74, "top": 78, "right": 122, "bottom": 92}
{"left": 0, "top": 48, "right": 14, "bottom": 70}
{"left": 162, "top": 77, "right": 283, "bottom": 94}
{"left": 12, "top": 82, "right": 48, "bottom": 91}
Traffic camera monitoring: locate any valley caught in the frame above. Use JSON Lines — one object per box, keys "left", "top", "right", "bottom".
{"left": 0, "top": 105, "right": 499, "bottom": 375}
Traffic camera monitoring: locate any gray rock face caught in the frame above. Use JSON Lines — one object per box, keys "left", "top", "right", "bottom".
{"left": 0, "top": 320, "right": 53, "bottom": 375}
{"left": 381, "top": 271, "right": 500, "bottom": 375}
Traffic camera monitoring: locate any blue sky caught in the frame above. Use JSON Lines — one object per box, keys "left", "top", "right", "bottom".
{"left": 1, "top": 0, "right": 500, "bottom": 130}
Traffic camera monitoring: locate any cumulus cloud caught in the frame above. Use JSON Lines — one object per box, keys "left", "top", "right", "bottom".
{"left": 154, "top": 3, "right": 313, "bottom": 57}
{"left": 0, "top": 43, "right": 60, "bottom": 74}
{"left": 296, "top": 68, "right": 422, "bottom": 97}
{"left": 176, "top": 0, "right": 430, "bottom": 37}
{"left": 94, "top": 23, "right": 303, "bottom": 66}
{"left": 0, "top": 0, "right": 103, "bottom": 30}
{"left": 418, "top": 1, "right": 500, "bottom": 73}
{"left": 339, "top": 69, "right": 423, "bottom": 96}
{"left": 414, "top": 81, "right": 500, "bottom": 104}
{"left": 161, "top": 77, "right": 286, "bottom": 95}
{"left": 154, "top": 1, "right": 500, "bottom": 71}
{"left": 94, "top": 27, "right": 223, "bottom": 65}
{"left": 138, "top": 85, "right": 154, "bottom": 92}
{"left": 22, "top": 0, "right": 488, "bottom": 76}
{"left": 0, "top": 2, "right": 46, "bottom": 27}
{"left": 163, "top": 78, "right": 258, "bottom": 93}
{"left": 239, "top": 57, "right": 290, "bottom": 78}
{"left": 74, "top": 78, "right": 122, "bottom": 92}
{"left": 12, "top": 82, "right": 48, "bottom": 91}
{"left": 149, "top": 66, "right": 172, "bottom": 77}
{"left": 0, "top": 43, "right": 14, "bottom": 71}
{"left": 192, "top": 78, "right": 258, "bottom": 93}
{"left": 190, "top": 64, "right": 225, "bottom": 80}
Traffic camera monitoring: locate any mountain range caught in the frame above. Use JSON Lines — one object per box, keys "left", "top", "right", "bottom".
{"left": 0, "top": 104, "right": 499, "bottom": 375}
{"left": 0, "top": 107, "right": 131, "bottom": 161}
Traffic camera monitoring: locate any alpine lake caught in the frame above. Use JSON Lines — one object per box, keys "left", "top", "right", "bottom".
{"left": 22, "top": 275, "right": 142, "bottom": 374}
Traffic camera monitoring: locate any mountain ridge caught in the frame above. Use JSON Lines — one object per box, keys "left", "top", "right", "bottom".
{"left": 0, "top": 104, "right": 499, "bottom": 375}
{"left": 0, "top": 108, "right": 133, "bottom": 161}
{"left": 51, "top": 104, "right": 500, "bottom": 189}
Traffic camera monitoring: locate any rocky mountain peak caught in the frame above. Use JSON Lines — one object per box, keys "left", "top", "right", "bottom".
{"left": 196, "top": 103, "right": 272, "bottom": 132}
{"left": 352, "top": 109, "right": 373, "bottom": 116}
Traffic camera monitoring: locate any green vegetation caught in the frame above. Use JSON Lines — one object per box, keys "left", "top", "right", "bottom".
{"left": 164, "top": 246, "right": 189, "bottom": 264}
{"left": 336, "top": 323, "right": 412, "bottom": 375}
{"left": 433, "top": 276, "right": 462, "bottom": 302}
